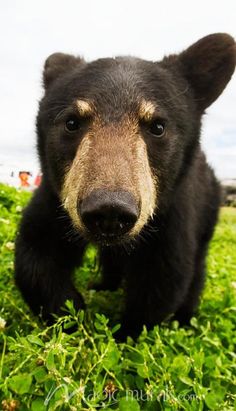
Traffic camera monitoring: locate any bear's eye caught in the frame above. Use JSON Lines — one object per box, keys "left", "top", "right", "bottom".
{"left": 148, "top": 120, "right": 165, "bottom": 137}
{"left": 65, "top": 116, "right": 80, "bottom": 132}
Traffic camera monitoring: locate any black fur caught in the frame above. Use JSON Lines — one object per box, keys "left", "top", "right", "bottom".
{"left": 15, "top": 34, "right": 235, "bottom": 337}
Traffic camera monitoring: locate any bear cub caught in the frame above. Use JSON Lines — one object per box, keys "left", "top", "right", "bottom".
{"left": 15, "top": 34, "right": 236, "bottom": 337}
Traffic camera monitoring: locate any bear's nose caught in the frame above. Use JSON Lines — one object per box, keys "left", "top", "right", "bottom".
{"left": 79, "top": 190, "right": 139, "bottom": 239}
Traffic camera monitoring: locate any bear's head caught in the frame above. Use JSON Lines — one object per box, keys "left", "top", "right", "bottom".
{"left": 37, "top": 33, "right": 235, "bottom": 245}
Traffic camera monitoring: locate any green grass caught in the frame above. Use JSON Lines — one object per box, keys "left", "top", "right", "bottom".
{"left": 0, "top": 183, "right": 235, "bottom": 411}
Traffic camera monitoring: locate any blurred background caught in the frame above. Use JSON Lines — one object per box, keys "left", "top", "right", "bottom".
{"left": 0, "top": 0, "right": 235, "bottom": 192}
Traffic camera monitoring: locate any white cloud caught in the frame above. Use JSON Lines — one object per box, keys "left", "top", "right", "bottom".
{"left": 0, "top": 0, "right": 235, "bottom": 178}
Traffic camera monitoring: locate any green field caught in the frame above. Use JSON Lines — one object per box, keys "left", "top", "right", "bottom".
{"left": 0, "top": 183, "right": 235, "bottom": 410}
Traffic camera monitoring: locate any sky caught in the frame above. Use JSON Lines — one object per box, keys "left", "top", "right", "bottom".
{"left": 0, "top": 0, "right": 235, "bottom": 181}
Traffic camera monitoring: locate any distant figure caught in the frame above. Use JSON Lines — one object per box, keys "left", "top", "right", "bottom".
{"left": 19, "top": 171, "right": 32, "bottom": 187}
{"left": 34, "top": 173, "right": 42, "bottom": 187}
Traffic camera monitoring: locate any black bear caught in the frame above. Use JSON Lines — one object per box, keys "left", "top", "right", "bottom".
{"left": 15, "top": 33, "right": 236, "bottom": 337}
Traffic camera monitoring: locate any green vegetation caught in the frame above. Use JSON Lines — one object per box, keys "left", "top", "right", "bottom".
{"left": 0, "top": 183, "right": 235, "bottom": 410}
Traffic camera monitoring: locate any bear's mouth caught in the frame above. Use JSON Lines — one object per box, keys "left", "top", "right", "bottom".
{"left": 84, "top": 229, "right": 134, "bottom": 247}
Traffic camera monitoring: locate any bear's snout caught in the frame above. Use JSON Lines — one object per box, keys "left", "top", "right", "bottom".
{"left": 79, "top": 189, "right": 139, "bottom": 242}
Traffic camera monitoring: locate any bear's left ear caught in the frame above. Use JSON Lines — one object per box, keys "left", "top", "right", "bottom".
{"left": 167, "top": 33, "right": 236, "bottom": 112}
{"left": 43, "top": 53, "right": 85, "bottom": 90}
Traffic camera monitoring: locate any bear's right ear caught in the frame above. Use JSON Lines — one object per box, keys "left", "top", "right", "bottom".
{"left": 178, "top": 33, "right": 236, "bottom": 111}
{"left": 43, "top": 53, "right": 85, "bottom": 89}
{"left": 163, "top": 33, "right": 236, "bottom": 112}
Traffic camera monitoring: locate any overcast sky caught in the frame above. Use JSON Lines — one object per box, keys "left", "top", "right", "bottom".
{"left": 0, "top": 0, "right": 235, "bottom": 178}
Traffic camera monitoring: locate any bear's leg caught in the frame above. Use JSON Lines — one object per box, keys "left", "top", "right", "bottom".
{"left": 117, "top": 244, "right": 196, "bottom": 339}
{"left": 173, "top": 246, "right": 208, "bottom": 325}
{"left": 119, "top": 289, "right": 175, "bottom": 339}
{"left": 15, "top": 182, "right": 86, "bottom": 321}
{"left": 118, "top": 273, "right": 185, "bottom": 339}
